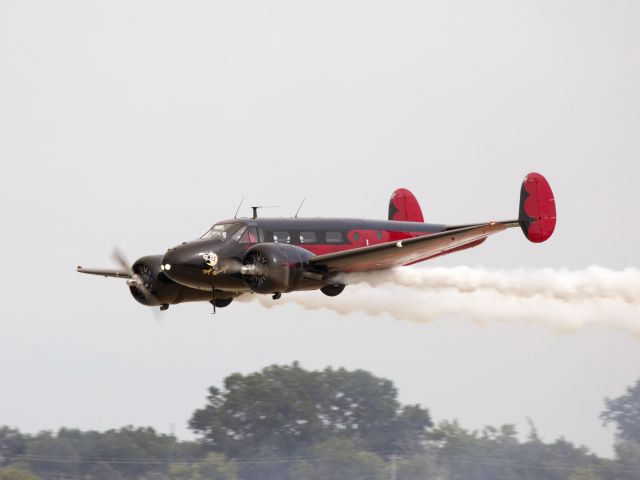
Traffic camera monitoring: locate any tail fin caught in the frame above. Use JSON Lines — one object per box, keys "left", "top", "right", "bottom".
{"left": 388, "top": 188, "right": 424, "bottom": 222}
{"left": 518, "top": 172, "right": 557, "bottom": 243}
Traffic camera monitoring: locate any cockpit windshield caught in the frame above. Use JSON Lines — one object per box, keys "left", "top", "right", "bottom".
{"left": 200, "top": 223, "right": 243, "bottom": 242}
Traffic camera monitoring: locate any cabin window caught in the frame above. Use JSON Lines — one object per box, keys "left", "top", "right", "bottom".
{"left": 376, "top": 231, "right": 383, "bottom": 240}
{"left": 300, "top": 232, "right": 317, "bottom": 244}
{"left": 273, "top": 231, "right": 291, "bottom": 244}
{"left": 325, "top": 232, "right": 343, "bottom": 243}
{"left": 231, "top": 226, "right": 247, "bottom": 242}
{"left": 235, "top": 227, "right": 258, "bottom": 244}
{"left": 352, "top": 232, "right": 360, "bottom": 241}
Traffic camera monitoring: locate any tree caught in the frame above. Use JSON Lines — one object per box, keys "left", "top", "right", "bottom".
{"left": 427, "top": 421, "right": 605, "bottom": 480}
{"left": 23, "top": 433, "right": 80, "bottom": 480}
{"left": 0, "top": 428, "right": 28, "bottom": 468}
{"left": 289, "top": 438, "right": 386, "bottom": 480}
{"left": 567, "top": 467, "right": 602, "bottom": 480}
{"left": 169, "top": 453, "right": 237, "bottom": 480}
{"left": 612, "top": 440, "right": 640, "bottom": 480}
{"left": 85, "top": 461, "right": 125, "bottom": 480}
{"left": 601, "top": 378, "right": 640, "bottom": 443}
{"left": 189, "top": 363, "right": 432, "bottom": 460}
{"left": 396, "top": 453, "right": 447, "bottom": 480}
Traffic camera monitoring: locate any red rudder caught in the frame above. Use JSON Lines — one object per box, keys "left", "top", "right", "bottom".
{"left": 388, "top": 188, "right": 424, "bottom": 223}
{"left": 518, "top": 172, "right": 557, "bottom": 243}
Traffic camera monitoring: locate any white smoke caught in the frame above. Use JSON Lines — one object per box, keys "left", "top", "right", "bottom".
{"left": 245, "top": 267, "right": 640, "bottom": 336}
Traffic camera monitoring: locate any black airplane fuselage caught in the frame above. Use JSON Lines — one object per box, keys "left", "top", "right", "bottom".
{"left": 160, "top": 217, "right": 449, "bottom": 296}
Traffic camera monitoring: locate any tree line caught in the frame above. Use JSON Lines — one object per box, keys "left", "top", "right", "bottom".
{"left": 1, "top": 363, "right": 639, "bottom": 480}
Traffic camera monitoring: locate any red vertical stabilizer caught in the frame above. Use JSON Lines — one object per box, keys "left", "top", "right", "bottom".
{"left": 518, "top": 172, "right": 557, "bottom": 243}
{"left": 388, "top": 188, "right": 424, "bottom": 223}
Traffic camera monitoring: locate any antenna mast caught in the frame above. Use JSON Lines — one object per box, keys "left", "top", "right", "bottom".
{"left": 294, "top": 198, "right": 306, "bottom": 218}
{"left": 234, "top": 197, "right": 244, "bottom": 218}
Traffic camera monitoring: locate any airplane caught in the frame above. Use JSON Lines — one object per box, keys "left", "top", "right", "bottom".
{"left": 77, "top": 172, "right": 556, "bottom": 312}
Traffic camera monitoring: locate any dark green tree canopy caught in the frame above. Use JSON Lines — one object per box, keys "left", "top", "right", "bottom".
{"left": 188, "top": 363, "right": 432, "bottom": 458}
{"left": 601, "top": 378, "right": 640, "bottom": 443}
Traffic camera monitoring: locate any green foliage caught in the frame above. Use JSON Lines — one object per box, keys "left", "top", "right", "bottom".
{"left": 567, "top": 466, "right": 603, "bottom": 480}
{"left": 289, "top": 438, "right": 386, "bottom": 480}
{"left": 612, "top": 440, "right": 640, "bottom": 480}
{"left": 84, "top": 461, "right": 124, "bottom": 480}
{"left": 0, "top": 428, "right": 28, "bottom": 466}
{"left": 0, "top": 466, "right": 40, "bottom": 480}
{"left": 189, "top": 362, "right": 432, "bottom": 460}
{"left": 601, "top": 378, "right": 640, "bottom": 443}
{"left": 24, "top": 432, "right": 80, "bottom": 480}
{"left": 428, "top": 421, "right": 606, "bottom": 480}
{"left": 396, "top": 452, "right": 446, "bottom": 480}
{"left": 2, "top": 370, "right": 639, "bottom": 480}
{"left": 0, "top": 427, "right": 203, "bottom": 480}
{"left": 169, "top": 453, "right": 237, "bottom": 480}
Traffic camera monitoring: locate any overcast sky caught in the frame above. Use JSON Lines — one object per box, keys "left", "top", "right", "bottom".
{"left": 1, "top": 0, "right": 639, "bottom": 458}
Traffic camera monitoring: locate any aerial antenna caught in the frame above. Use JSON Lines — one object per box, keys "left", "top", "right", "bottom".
{"left": 294, "top": 198, "right": 306, "bottom": 218}
{"left": 233, "top": 197, "right": 244, "bottom": 218}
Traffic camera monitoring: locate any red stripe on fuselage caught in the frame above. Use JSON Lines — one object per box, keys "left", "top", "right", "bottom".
{"left": 300, "top": 229, "right": 487, "bottom": 263}
{"left": 300, "top": 229, "right": 432, "bottom": 255}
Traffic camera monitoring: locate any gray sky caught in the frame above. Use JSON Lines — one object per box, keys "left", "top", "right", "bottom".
{"left": 1, "top": 0, "right": 639, "bottom": 457}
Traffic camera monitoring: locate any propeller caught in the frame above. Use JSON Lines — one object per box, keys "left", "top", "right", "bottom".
{"left": 112, "top": 247, "right": 162, "bottom": 321}
{"left": 241, "top": 250, "right": 269, "bottom": 289}
{"left": 111, "top": 247, "right": 150, "bottom": 297}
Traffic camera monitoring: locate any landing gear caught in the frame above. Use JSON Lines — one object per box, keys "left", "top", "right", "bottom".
{"left": 213, "top": 298, "right": 233, "bottom": 308}
{"left": 272, "top": 292, "right": 282, "bottom": 300}
{"left": 160, "top": 304, "right": 169, "bottom": 311}
{"left": 210, "top": 293, "right": 233, "bottom": 314}
{"left": 321, "top": 284, "right": 345, "bottom": 297}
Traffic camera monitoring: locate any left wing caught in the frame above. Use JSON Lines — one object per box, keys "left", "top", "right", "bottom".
{"left": 76, "top": 266, "right": 131, "bottom": 278}
{"left": 309, "top": 221, "right": 518, "bottom": 273}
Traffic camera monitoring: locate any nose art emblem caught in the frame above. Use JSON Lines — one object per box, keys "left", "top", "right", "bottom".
{"left": 198, "top": 251, "right": 225, "bottom": 276}
{"left": 198, "top": 251, "right": 219, "bottom": 268}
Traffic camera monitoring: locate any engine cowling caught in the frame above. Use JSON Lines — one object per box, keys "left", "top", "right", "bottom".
{"left": 129, "top": 255, "right": 212, "bottom": 306}
{"left": 241, "top": 244, "right": 315, "bottom": 294}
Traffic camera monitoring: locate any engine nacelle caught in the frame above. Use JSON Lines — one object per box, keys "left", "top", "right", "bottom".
{"left": 241, "top": 244, "right": 315, "bottom": 294}
{"left": 129, "top": 255, "right": 212, "bottom": 306}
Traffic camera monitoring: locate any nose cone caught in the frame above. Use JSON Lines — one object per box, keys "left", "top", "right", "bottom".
{"left": 162, "top": 242, "right": 216, "bottom": 291}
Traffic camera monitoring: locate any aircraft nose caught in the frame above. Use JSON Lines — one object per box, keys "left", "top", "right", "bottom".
{"left": 161, "top": 243, "right": 211, "bottom": 289}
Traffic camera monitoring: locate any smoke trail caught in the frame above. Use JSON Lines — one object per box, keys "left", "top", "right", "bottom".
{"left": 342, "top": 266, "right": 640, "bottom": 304}
{"left": 246, "top": 267, "right": 640, "bottom": 335}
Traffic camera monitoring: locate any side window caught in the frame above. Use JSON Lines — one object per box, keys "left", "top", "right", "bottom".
{"left": 325, "top": 232, "right": 343, "bottom": 243}
{"left": 300, "top": 231, "right": 317, "bottom": 244}
{"left": 231, "top": 226, "right": 247, "bottom": 242}
{"left": 238, "top": 227, "right": 259, "bottom": 244}
{"left": 273, "top": 231, "right": 291, "bottom": 244}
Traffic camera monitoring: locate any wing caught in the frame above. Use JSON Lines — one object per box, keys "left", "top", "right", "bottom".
{"left": 309, "top": 221, "right": 518, "bottom": 273}
{"left": 76, "top": 266, "right": 131, "bottom": 278}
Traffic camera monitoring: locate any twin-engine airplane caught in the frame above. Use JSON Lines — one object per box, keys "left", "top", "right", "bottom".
{"left": 78, "top": 173, "right": 556, "bottom": 312}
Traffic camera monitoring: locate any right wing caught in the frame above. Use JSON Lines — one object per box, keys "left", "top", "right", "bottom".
{"left": 76, "top": 266, "right": 131, "bottom": 278}
{"left": 309, "top": 221, "right": 517, "bottom": 274}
